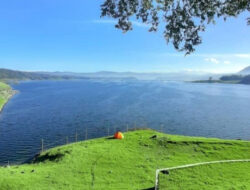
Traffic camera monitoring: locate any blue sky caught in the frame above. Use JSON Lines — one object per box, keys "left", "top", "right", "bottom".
{"left": 0, "top": 0, "right": 249, "bottom": 73}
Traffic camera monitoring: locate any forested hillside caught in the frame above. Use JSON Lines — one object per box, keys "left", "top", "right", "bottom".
{"left": 0, "top": 68, "right": 85, "bottom": 81}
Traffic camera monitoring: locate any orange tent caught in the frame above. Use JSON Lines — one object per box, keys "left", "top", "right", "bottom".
{"left": 114, "top": 132, "right": 124, "bottom": 139}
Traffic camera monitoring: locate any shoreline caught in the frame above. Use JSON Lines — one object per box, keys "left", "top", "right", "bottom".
{"left": 191, "top": 79, "right": 250, "bottom": 85}
{"left": 0, "top": 89, "right": 18, "bottom": 113}
{"left": 192, "top": 80, "right": 239, "bottom": 84}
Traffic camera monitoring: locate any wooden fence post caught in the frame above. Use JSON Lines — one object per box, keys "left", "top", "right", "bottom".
{"left": 41, "top": 139, "right": 44, "bottom": 153}
{"left": 85, "top": 128, "right": 88, "bottom": 140}
{"left": 75, "top": 131, "right": 78, "bottom": 142}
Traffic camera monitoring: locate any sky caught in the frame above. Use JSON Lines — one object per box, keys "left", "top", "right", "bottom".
{"left": 0, "top": 0, "right": 249, "bottom": 73}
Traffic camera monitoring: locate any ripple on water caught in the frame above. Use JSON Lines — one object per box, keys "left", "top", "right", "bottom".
{"left": 0, "top": 80, "right": 250, "bottom": 164}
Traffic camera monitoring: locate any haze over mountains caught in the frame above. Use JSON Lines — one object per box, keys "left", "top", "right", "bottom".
{"left": 238, "top": 66, "right": 250, "bottom": 75}
{"left": 0, "top": 66, "right": 249, "bottom": 82}
{"left": 0, "top": 68, "right": 223, "bottom": 81}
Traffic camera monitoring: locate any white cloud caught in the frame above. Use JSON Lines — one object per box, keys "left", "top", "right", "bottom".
{"left": 223, "top": 61, "right": 231, "bottom": 64}
{"left": 183, "top": 68, "right": 194, "bottom": 72}
{"left": 205, "top": 58, "right": 220, "bottom": 64}
{"left": 234, "top": 54, "right": 250, "bottom": 58}
{"left": 194, "top": 54, "right": 250, "bottom": 59}
{"left": 130, "top": 21, "right": 149, "bottom": 28}
{"left": 92, "top": 19, "right": 149, "bottom": 28}
{"left": 157, "top": 53, "right": 250, "bottom": 59}
{"left": 205, "top": 58, "right": 231, "bottom": 65}
{"left": 92, "top": 20, "right": 116, "bottom": 24}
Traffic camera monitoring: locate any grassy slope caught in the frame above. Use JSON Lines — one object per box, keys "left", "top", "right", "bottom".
{"left": 0, "top": 130, "right": 249, "bottom": 190}
{"left": 0, "top": 82, "right": 14, "bottom": 111}
{"left": 159, "top": 162, "right": 250, "bottom": 190}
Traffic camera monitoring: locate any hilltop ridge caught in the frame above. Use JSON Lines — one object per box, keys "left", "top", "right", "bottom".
{"left": 0, "top": 68, "right": 87, "bottom": 81}
{"left": 0, "top": 129, "right": 249, "bottom": 189}
{"left": 239, "top": 66, "right": 250, "bottom": 75}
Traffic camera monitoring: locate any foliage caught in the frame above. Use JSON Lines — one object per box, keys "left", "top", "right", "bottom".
{"left": 101, "top": 0, "right": 250, "bottom": 54}
{"left": 195, "top": 74, "right": 250, "bottom": 84}
{"left": 240, "top": 75, "right": 250, "bottom": 84}
{"left": 220, "top": 75, "right": 243, "bottom": 81}
{"left": 0, "top": 130, "right": 249, "bottom": 189}
{"left": 219, "top": 74, "right": 250, "bottom": 84}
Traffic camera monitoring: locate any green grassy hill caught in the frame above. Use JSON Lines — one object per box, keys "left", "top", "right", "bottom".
{"left": 0, "top": 82, "right": 15, "bottom": 111}
{"left": 159, "top": 162, "right": 250, "bottom": 190}
{"left": 0, "top": 130, "right": 249, "bottom": 190}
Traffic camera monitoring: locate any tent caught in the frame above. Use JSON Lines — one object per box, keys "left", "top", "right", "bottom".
{"left": 114, "top": 132, "right": 124, "bottom": 139}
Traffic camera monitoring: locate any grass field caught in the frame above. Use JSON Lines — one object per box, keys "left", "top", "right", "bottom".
{"left": 0, "top": 81, "right": 14, "bottom": 111}
{"left": 159, "top": 162, "right": 250, "bottom": 190}
{"left": 0, "top": 129, "right": 249, "bottom": 189}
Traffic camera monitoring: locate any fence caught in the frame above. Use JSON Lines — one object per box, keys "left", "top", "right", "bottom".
{"left": 2, "top": 120, "right": 158, "bottom": 167}
{"left": 40, "top": 128, "right": 93, "bottom": 153}
{"left": 154, "top": 159, "right": 250, "bottom": 190}
{"left": 2, "top": 124, "right": 250, "bottom": 189}
{"left": 39, "top": 123, "right": 149, "bottom": 154}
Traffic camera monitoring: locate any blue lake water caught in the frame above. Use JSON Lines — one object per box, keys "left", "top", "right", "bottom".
{"left": 0, "top": 80, "right": 250, "bottom": 164}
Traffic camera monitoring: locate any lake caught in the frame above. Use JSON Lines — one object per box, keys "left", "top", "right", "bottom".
{"left": 0, "top": 80, "right": 250, "bottom": 165}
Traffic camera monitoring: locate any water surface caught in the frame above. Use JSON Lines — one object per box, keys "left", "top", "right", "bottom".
{"left": 0, "top": 80, "right": 250, "bottom": 164}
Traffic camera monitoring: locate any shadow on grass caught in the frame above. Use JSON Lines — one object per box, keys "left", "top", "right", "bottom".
{"left": 33, "top": 152, "right": 64, "bottom": 163}
{"left": 106, "top": 137, "right": 115, "bottom": 140}
{"left": 142, "top": 187, "right": 154, "bottom": 190}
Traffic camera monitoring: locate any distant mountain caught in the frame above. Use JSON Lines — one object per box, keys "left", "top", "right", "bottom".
{"left": 239, "top": 66, "right": 250, "bottom": 75}
{"left": 219, "top": 74, "right": 250, "bottom": 84}
{"left": 220, "top": 75, "right": 243, "bottom": 81}
{"left": 0, "top": 68, "right": 87, "bottom": 81}
{"left": 239, "top": 75, "right": 250, "bottom": 84}
{"left": 1, "top": 68, "right": 225, "bottom": 82}
{"left": 39, "top": 71, "right": 223, "bottom": 81}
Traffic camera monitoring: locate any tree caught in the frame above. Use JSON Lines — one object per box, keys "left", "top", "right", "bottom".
{"left": 220, "top": 75, "right": 243, "bottom": 81}
{"left": 101, "top": 0, "right": 250, "bottom": 54}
